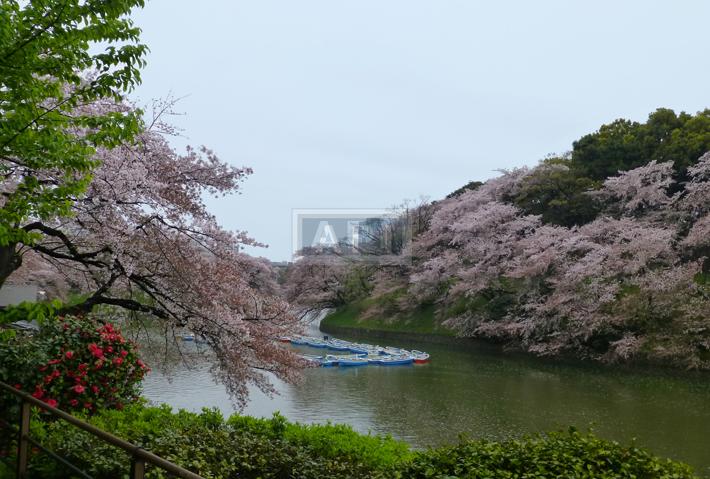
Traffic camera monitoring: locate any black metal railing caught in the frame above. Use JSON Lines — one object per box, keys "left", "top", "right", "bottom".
{"left": 0, "top": 381, "right": 205, "bottom": 479}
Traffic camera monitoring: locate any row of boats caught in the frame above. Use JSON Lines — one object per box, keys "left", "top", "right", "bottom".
{"left": 280, "top": 335, "right": 430, "bottom": 367}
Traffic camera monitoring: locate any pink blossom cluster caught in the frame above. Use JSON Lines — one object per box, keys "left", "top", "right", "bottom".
{"left": 286, "top": 154, "right": 710, "bottom": 367}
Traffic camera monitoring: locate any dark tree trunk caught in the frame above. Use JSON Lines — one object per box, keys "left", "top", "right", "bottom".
{"left": 0, "top": 244, "right": 21, "bottom": 290}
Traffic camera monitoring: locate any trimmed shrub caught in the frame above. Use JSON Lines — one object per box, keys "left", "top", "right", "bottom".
{"left": 8, "top": 405, "right": 698, "bottom": 479}
{"left": 403, "top": 428, "right": 696, "bottom": 479}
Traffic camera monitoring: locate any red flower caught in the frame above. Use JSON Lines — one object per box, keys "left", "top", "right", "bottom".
{"left": 88, "top": 343, "right": 104, "bottom": 359}
{"left": 73, "top": 384, "right": 86, "bottom": 394}
{"left": 106, "top": 346, "right": 114, "bottom": 354}
{"left": 112, "top": 357, "right": 123, "bottom": 366}
{"left": 91, "top": 385, "right": 100, "bottom": 394}
{"left": 32, "top": 388, "right": 44, "bottom": 399}
{"left": 65, "top": 351, "right": 74, "bottom": 359}
{"left": 48, "top": 359, "right": 61, "bottom": 365}
{"left": 45, "top": 399, "right": 58, "bottom": 408}
{"left": 70, "top": 399, "right": 79, "bottom": 407}
{"left": 78, "top": 363, "right": 88, "bottom": 371}
{"left": 52, "top": 369, "right": 60, "bottom": 378}
{"left": 13, "top": 384, "right": 21, "bottom": 390}
{"left": 83, "top": 402, "right": 93, "bottom": 410}
{"left": 120, "top": 350, "right": 128, "bottom": 358}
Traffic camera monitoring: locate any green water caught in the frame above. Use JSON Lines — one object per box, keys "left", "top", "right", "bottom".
{"left": 143, "top": 330, "right": 710, "bottom": 475}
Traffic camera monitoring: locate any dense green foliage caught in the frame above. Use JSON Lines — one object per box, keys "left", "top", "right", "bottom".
{"left": 510, "top": 157, "right": 600, "bottom": 227}
{"left": 0, "top": 404, "right": 696, "bottom": 478}
{"left": 340, "top": 266, "right": 376, "bottom": 304}
{"left": 447, "top": 180, "right": 484, "bottom": 199}
{"left": 509, "top": 108, "right": 710, "bottom": 226}
{"left": 403, "top": 429, "right": 696, "bottom": 479}
{"left": 572, "top": 108, "right": 710, "bottom": 180}
{"left": 15, "top": 405, "right": 410, "bottom": 479}
{"left": 0, "top": 0, "right": 146, "bottom": 285}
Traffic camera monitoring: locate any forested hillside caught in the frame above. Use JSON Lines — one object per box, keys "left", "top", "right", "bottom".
{"left": 286, "top": 108, "right": 710, "bottom": 368}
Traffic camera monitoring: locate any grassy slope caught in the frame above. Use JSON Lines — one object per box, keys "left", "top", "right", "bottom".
{"left": 322, "top": 298, "right": 455, "bottom": 336}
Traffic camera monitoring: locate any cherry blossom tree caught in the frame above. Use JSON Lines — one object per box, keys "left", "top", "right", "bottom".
{"left": 283, "top": 150, "right": 710, "bottom": 368}
{"left": 7, "top": 99, "right": 303, "bottom": 406}
{"left": 409, "top": 158, "right": 710, "bottom": 365}
{"left": 284, "top": 253, "right": 352, "bottom": 312}
{"left": 596, "top": 160, "right": 676, "bottom": 216}
{"left": 678, "top": 153, "right": 710, "bottom": 268}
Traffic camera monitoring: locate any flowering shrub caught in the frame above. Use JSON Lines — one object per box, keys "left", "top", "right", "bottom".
{"left": 0, "top": 315, "right": 148, "bottom": 414}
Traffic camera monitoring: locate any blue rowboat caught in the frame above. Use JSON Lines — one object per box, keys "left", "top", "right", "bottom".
{"left": 348, "top": 347, "right": 369, "bottom": 355}
{"left": 338, "top": 357, "right": 369, "bottom": 367}
{"left": 301, "top": 354, "right": 340, "bottom": 367}
{"left": 284, "top": 335, "right": 429, "bottom": 367}
{"left": 299, "top": 354, "right": 324, "bottom": 365}
{"left": 323, "top": 354, "right": 341, "bottom": 366}
{"left": 381, "top": 347, "right": 408, "bottom": 356}
{"left": 377, "top": 355, "right": 414, "bottom": 366}
{"left": 326, "top": 342, "right": 351, "bottom": 351}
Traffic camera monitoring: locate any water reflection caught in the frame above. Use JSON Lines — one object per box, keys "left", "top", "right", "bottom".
{"left": 142, "top": 332, "right": 710, "bottom": 475}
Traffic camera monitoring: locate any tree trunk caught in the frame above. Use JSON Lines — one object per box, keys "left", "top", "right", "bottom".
{"left": 0, "top": 243, "right": 21, "bottom": 290}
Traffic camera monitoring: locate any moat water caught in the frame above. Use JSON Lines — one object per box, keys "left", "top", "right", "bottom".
{"left": 143, "top": 326, "right": 710, "bottom": 475}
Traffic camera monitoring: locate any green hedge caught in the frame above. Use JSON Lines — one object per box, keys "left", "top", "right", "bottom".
{"left": 18, "top": 404, "right": 409, "bottom": 479}
{"left": 0, "top": 404, "right": 697, "bottom": 479}
{"left": 403, "top": 429, "right": 696, "bottom": 478}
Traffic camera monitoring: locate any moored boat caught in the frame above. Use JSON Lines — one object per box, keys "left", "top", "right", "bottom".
{"left": 284, "top": 335, "right": 430, "bottom": 367}
{"left": 300, "top": 354, "right": 324, "bottom": 365}
{"left": 411, "top": 350, "right": 430, "bottom": 364}
{"left": 377, "top": 355, "right": 414, "bottom": 366}
{"left": 338, "top": 357, "right": 369, "bottom": 367}
{"left": 380, "top": 346, "right": 409, "bottom": 356}
{"left": 326, "top": 341, "right": 351, "bottom": 351}
{"left": 306, "top": 339, "right": 329, "bottom": 348}
{"left": 321, "top": 358, "right": 338, "bottom": 367}
{"left": 348, "top": 347, "right": 369, "bottom": 355}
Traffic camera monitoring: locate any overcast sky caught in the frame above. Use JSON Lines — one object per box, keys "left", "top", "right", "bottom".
{"left": 132, "top": 0, "right": 710, "bottom": 261}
